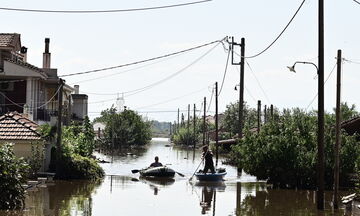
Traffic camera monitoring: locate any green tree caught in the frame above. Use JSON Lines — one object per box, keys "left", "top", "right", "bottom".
{"left": 98, "top": 109, "right": 151, "bottom": 148}
{"left": 0, "top": 143, "right": 29, "bottom": 209}
{"left": 173, "top": 127, "right": 199, "bottom": 146}
{"left": 230, "top": 108, "right": 360, "bottom": 189}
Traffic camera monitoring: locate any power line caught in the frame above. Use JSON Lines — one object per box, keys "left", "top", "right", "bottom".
{"left": 60, "top": 37, "right": 225, "bottom": 77}
{"left": 245, "top": 60, "right": 272, "bottom": 104}
{"left": 354, "top": 0, "right": 360, "bottom": 5}
{"left": 343, "top": 58, "right": 360, "bottom": 64}
{"left": 122, "top": 42, "right": 221, "bottom": 97}
{"left": 218, "top": 46, "right": 231, "bottom": 96}
{"left": 306, "top": 62, "right": 337, "bottom": 110}
{"left": 134, "top": 86, "right": 209, "bottom": 110}
{"left": 245, "top": 0, "right": 306, "bottom": 59}
{"left": 0, "top": 0, "right": 212, "bottom": 13}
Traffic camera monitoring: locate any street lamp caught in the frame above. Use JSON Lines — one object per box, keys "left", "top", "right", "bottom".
{"left": 287, "top": 61, "right": 319, "bottom": 73}
{"left": 287, "top": 60, "right": 324, "bottom": 210}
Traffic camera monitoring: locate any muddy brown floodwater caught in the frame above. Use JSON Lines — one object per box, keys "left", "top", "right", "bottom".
{"left": 0, "top": 138, "right": 355, "bottom": 216}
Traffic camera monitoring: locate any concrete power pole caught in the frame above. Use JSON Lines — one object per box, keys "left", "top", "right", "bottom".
{"left": 56, "top": 78, "right": 64, "bottom": 176}
{"left": 333, "top": 49, "right": 342, "bottom": 209}
{"left": 215, "top": 82, "right": 219, "bottom": 166}
{"left": 203, "top": 97, "right": 206, "bottom": 146}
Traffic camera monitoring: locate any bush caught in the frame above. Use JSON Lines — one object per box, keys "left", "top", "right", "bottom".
{"left": 173, "top": 127, "right": 199, "bottom": 146}
{"left": 230, "top": 108, "right": 360, "bottom": 189}
{"left": 57, "top": 154, "right": 104, "bottom": 180}
{"left": 0, "top": 143, "right": 29, "bottom": 210}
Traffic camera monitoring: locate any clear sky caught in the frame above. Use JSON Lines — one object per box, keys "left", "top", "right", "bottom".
{"left": 2, "top": 0, "right": 360, "bottom": 122}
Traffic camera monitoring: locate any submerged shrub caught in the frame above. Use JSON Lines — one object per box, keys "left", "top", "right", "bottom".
{"left": 0, "top": 143, "right": 29, "bottom": 210}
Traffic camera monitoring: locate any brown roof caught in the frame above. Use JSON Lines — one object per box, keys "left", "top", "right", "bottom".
{"left": 0, "top": 112, "right": 42, "bottom": 140}
{"left": 341, "top": 116, "right": 360, "bottom": 136}
{"left": 0, "top": 33, "right": 21, "bottom": 49}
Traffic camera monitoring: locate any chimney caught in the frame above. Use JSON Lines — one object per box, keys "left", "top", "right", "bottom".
{"left": 43, "top": 38, "right": 51, "bottom": 69}
{"left": 74, "top": 85, "right": 79, "bottom": 94}
{"left": 20, "top": 46, "right": 27, "bottom": 62}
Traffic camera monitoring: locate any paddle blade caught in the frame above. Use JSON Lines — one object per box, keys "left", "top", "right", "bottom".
{"left": 131, "top": 169, "right": 140, "bottom": 174}
{"left": 176, "top": 172, "right": 185, "bottom": 177}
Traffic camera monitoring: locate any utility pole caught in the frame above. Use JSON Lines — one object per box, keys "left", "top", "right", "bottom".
{"left": 257, "top": 100, "right": 261, "bottom": 134}
{"left": 187, "top": 104, "right": 190, "bottom": 146}
{"left": 203, "top": 97, "right": 206, "bottom": 146}
{"left": 181, "top": 113, "right": 184, "bottom": 127}
{"left": 169, "top": 122, "right": 172, "bottom": 137}
{"left": 177, "top": 108, "right": 180, "bottom": 132}
{"left": 264, "top": 105, "right": 267, "bottom": 124}
{"left": 215, "top": 82, "right": 219, "bottom": 166}
{"left": 231, "top": 37, "right": 245, "bottom": 139}
{"left": 270, "top": 104, "right": 274, "bottom": 120}
{"left": 56, "top": 78, "right": 64, "bottom": 176}
{"left": 317, "top": 0, "right": 325, "bottom": 210}
{"left": 193, "top": 104, "right": 196, "bottom": 148}
{"left": 333, "top": 49, "right": 342, "bottom": 209}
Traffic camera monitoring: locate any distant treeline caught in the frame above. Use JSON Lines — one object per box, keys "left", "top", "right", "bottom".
{"left": 150, "top": 120, "right": 170, "bottom": 137}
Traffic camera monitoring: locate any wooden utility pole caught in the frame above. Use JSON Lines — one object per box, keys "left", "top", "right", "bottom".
{"left": 187, "top": 104, "right": 190, "bottom": 146}
{"left": 317, "top": 0, "right": 325, "bottom": 210}
{"left": 56, "top": 78, "right": 64, "bottom": 176}
{"left": 333, "top": 49, "right": 342, "bottom": 209}
{"left": 203, "top": 97, "right": 206, "bottom": 146}
{"left": 264, "top": 105, "right": 267, "bottom": 124}
{"left": 270, "top": 104, "right": 274, "bottom": 120}
{"left": 193, "top": 104, "right": 196, "bottom": 148}
{"left": 257, "top": 100, "right": 261, "bottom": 133}
{"left": 177, "top": 108, "right": 180, "bottom": 132}
{"left": 169, "top": 122, "right": 172, "bottom": 137}
{"left": 215, "top": 82, "right": 219, "bottom": 166}
{"left": 231, "top": 37, "right": 245, "bottom": 139}
{"left": 239, "top": 38, "right": 245, "bottom": 139}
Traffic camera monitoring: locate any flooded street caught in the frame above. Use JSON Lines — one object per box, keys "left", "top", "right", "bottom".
{"left": 2, "top": 138, "right": 352, "bottom": 216}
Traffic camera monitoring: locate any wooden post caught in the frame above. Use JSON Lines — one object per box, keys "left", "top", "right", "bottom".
{"left": 193, "top": 103, "right": 196, "bottom": 148}
{"left": 264, "top": 105, "right": 267, "bottom": 124}
{"left": 215, "top": 82, "right": 219, "bottom": 166}
{"left": 257, "top": 100, "right": 261, "bottom": 133}
{"left": 239, "top": 38, "right": 245, "bottom": 139}
{"left": 203, "top": 97, "right": 206, "bottom": 146}
{"left": 187, "top": 104, "right": 190, "bottom": 146}
{"left": 333, "top": 49, "right": 342, "bottom": 209}
{"left": 270, "top": 104, "right": 274, "bottom": 120}
{"left": 56, "top": 78, "right": 64, "bottom": 176}
{"left": 177, "top": 108, "right": 180, "bottom": 132}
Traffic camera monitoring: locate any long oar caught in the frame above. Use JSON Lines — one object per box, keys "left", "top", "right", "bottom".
{"left": 189, "top": 156, "right": 205, "bottom": 181}
{"left": 175, "top": 171, "right": 185, "bottom": 177}
{"left": 131, "top": 169, "right": 141, "bottom": 174}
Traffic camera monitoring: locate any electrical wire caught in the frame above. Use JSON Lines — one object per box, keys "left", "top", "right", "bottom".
{"left": 69, "top": 46, "right": 190, "bottom": 86}
{"left": 36, "top": 85, "right": 62, "bottom": 109}
{"left": 0, "top": 91, "right": 24, "bottom": 108}
{"left": 218, "top": 46, "right": 231, "bottom": 96}
{"left": 245, "top": 0, "right": 306, "bottom": 59}
{"left": 206, "top": 87, "right": 215, "bottom": 113}
{"left": 306, "top": 62, "right": 337, "bottom": 110}
{"left": 245, "top": 60, "right": 272, "bottom": 104}
{"left": 343, "top": 58, "right": 360, "bottom": 64}
{"left": 60, "top": 37, "right": 225, "bottom": 77}
{"left": 123, "top": 42, "right": 221, "bottom": 97}
{"left": 0, "top": 0, "right": 212, "bottom": 13}
{"left": 354, "top": 0, "right": 360, "bottom": 5}
{"left": 134, "top": 86, "right": 209, "bottom": 110}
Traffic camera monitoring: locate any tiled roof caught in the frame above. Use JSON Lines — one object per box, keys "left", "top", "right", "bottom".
{"left": 0, "top": 112, "right": 42, "bottom": 140}
{"left": 0, "top": 33, "right": 20, "bottom": 48}
{"left": 5, "top": 59, "right": 48, "bottom": 78}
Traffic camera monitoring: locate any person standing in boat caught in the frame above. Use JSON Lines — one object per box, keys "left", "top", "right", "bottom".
{"left": 201, "top": 146, "right": 215, "bottom": 174}
{"left": 150, "top": 156, "right": 163, "bottom": 167}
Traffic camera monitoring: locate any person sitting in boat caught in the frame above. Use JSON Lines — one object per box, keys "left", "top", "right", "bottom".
{"left": 201, "top": 146, "right": 215, "bottom": 174}
{"left": 150, "top": 156, "right": 163, "bottom": 167}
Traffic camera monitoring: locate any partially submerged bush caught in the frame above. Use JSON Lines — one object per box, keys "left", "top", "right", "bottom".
{"left": 0, "top": 143, "right": 29, "bottom": 210}
{"left": 173, "top": 127, "right": 198, "bottom": 146}
{"left": 57, "top": 154, "right": 104, "bottom": 180}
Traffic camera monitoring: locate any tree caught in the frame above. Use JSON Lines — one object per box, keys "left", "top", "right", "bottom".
{"left": 230, "top": 108, "right": 360, "bottom": 189}
{"left": 98, "top": 109, "right": 152, "bottom": 148}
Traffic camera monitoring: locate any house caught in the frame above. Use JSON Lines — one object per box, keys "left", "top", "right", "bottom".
{"left": 0, "top": 33, "right": 88, "bottom": 125}
{"left": 0, "top": 112, "right": 51, "bottom": 171}
{"left": 342, "top": 116, "right": 360, "bottom": 137}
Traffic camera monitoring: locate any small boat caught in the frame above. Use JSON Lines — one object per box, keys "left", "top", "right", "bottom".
{"left": 195, "top": 168, "right": 227, "bottom": 182}
{"left": 139, "top": 166, "right": 175, "bottom": 178}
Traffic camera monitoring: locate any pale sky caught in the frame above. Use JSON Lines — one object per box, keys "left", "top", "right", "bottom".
{"left": 2, "top": 0, "right": 360, "bottom": 122}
